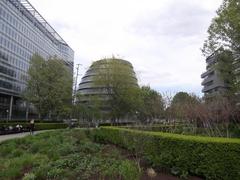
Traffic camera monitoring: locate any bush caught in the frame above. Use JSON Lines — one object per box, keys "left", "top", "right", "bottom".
{"left": 22, "top": 172, "right": 36, "bottom": 180}
{"left": 92, "top": 127, "right": 240, "bottom": 180}
{"left": 0, "top": 154, "right": 48, "bottom": 179}
{"left": 0, "top": 129, "right": 141, "bottom": 180}
{"left": 35, "top": 123, "right": 67, "bottom": 130}
{"left": 118, "top": 160, "right": 141, "bottom": 180}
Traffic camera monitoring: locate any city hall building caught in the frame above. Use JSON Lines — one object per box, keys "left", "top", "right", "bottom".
{"left": 0, "top": 0, "right": 74, "bottom": 119}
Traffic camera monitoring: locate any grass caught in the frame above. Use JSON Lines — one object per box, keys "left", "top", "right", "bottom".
{"left": 0, "top": 129, "right": 141, "bottom": 180}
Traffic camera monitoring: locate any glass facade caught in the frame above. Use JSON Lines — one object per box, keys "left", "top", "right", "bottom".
{"left": 78, "top": 59, "right": 138, "bottom": 116}
{"left": 0, "top": 0, "right": 74, "bottom": 119}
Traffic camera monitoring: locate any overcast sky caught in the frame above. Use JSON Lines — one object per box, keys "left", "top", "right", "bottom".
{"left": 29, "top": 0, "right": 222, "bottom": 95}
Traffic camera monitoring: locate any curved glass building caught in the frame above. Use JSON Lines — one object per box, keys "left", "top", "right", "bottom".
{"left": 0, "top": 0, "right": 74, "bottom": 119}
{"left": 78, "top": 58, "right": 138, "bottom": 116}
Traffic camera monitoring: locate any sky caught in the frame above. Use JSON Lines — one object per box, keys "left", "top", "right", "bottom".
{"left": 28, "top": 0, "right": 223, "bottom": 95}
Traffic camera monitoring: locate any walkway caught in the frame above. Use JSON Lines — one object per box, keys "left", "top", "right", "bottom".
{"left": 0, "top": 130, "right": 50, "bottom": 143}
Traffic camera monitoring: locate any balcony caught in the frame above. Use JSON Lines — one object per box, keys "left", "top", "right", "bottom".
{"left": 206, "top": 55, "right": 216, "bottom": 64}
{"left": 202, "top": 84, "right": 216, "bottom": 93}
{"left": 201, "top": 75, "right": 214, "bottom": 86}
{"left": 201, "top": 68, "right": 214, "bottom": 78}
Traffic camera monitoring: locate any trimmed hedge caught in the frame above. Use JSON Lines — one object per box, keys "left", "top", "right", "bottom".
{"left": 35, "top": 123, "right": 68, "bottom": 130}
{"left": 0, "top": 123, "right": 67, "bottom": 131}
{"left": 123, "top": 125, "right": 183, "bottom": 132}
{"left": 93, "top": 127, "right": 240, "bottom": 179}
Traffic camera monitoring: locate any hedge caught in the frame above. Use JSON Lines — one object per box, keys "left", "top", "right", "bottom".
{"left": 0, "top": 123, "right": 68, "bottom": 131}
{"left": 92, "top": 127, "right": 240, "bottom": 179}
{"left": 34, "top": 123, "right": 68, "bottom": 130}
{"left": 123, "top": 125, "right": 183, "bottom": 132}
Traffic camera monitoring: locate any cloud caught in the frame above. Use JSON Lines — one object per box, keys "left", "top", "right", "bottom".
{"left": 28, "top": 0, "right": 222, "bottom": 96}
{"left": 131, "top": 1, "right": 213, "bottom": 38}
{"left": 123, "top": 0, "right": 222, "bottom": 95}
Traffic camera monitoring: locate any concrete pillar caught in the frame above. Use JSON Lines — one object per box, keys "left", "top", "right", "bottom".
{"left": 9, "top": 95, "right": 13, "bottom": 120}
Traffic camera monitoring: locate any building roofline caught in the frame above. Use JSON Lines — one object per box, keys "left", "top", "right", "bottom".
{"left": 8, "top": 0, "right": 71, "bottom": 49}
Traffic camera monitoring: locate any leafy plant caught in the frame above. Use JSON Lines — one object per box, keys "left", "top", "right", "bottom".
{"left": 0, "top": 129, "right": 141, "bottom": 179}
{"left": 93, "top": 127, "right": 240, "bottom": 180}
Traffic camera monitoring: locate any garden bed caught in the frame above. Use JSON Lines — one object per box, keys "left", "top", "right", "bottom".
{"left": 92, "top": 126, "right": 240, "bottom": 179}
{"left": 0, "top": 129, "right": 203, "bottom": 180}
{"left": 0, "top": 129, "right": 141, "bottom": 179}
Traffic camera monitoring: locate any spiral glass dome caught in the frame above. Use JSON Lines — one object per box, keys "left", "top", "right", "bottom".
{"left": 77, "top": 58, "right": 138, "bottom": 112}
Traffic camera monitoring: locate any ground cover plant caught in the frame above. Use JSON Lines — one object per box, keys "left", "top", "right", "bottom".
{"left": 93, "top": 126, "right": 240, "bottom": 180}
{"left": 0, "top": 129, "right": 140, "bottom": 180}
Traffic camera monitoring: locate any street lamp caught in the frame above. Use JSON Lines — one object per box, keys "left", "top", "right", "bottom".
{"left": 6, "top": 109, "right": 9, "bottom": 122}
{"left": 73, "top": 64, "right": 82, "bottom": 104}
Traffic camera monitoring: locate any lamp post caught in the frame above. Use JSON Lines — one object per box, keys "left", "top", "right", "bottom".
{"left": 6, "top": 109, "right": 9, "bottom": 123}
{"left": 73, "top": 64, "right": 82, "bottom": 104}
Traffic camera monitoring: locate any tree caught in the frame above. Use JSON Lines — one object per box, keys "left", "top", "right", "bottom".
{"left": 24, "top": 54, "right": 72, "bottom": 120}
{"left": 171, "top": 92, "right": 199, "bottom": 106}
{"left": 93, "top": 58, "right": 141, "bottom": 121}
{"left": 202, "top": 0, "right": 240, "bottom": 99}
{"left": 202, "top": 0, "right": 240, "bottom": 56}
{"left": 170, "top": 92, "right": 200, "bottom": 120}
{"left": 214, "top": 49, "right": 237, "bottom": 98}
{"left": 137, "top": 86, "right": 164, "bottom": 122}
{"left": 73, "top": 94, "right": 102, "bottom": 127}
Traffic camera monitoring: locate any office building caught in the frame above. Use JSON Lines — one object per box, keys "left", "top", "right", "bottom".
{"left": 78, "top": 58, "right": 138, "bottom": 116}
{"left": 201, "top": 53, "right": 228, "bottom": 97}
{"left": 0, "top": 0, "right": 74, "bottom": 119}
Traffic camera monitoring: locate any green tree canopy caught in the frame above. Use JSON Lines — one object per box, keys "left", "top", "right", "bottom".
{"left": 214, "top": 48, "right": 237, "bottom": 97}
{"left": 24, "top": 54, "right": 73, "bottom": 119}
{"left": 93, "top": 58, "right": 141, "bottom": 121}
{"left": 202, "top": 0, "right": 240, "bottom": 98}
{"left": 137, "top": 86, "right": 165, "bottom": 122}
{"left": 171, "top": 92, "right": 196, "bottom": 106}
{"left": 202, "top": 0, "right": 240, "bottom": 56}
{"left": 171, "top": 92, "right": 200, "bottom": 120}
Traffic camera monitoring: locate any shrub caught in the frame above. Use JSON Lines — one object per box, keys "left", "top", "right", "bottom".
{"left": 93, "top": 127, "right": 240, "bottom": 180}
{"left": 47, "top": 168, "right": 65, "bottom": 179}
{"left": 0, "top": 129, "right": 141, "bottom": 180}
{"left": 22, "top": 172, "right": 36, "bottom": 180}
{"left": 35, "top": 123, "right": 67, "bottom": 130}
{"left": 118, "top": 160, "right": 141, "bottom": 180}
{"left": 0, "top": 154, "right": 48, "bottom": 179}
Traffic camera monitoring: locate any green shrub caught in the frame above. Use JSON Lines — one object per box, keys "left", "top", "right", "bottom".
{"left": 100, "top": 158, "right": 140, "bottom": 180}
{"left": 0, "top": 154, "right": 49, "bottom": 179}
{"left": 0, "top": 129, "right": 141, "bottom": 180}
{"left": 77, "top": 141, "right": 102, "bottom": 154}
{"left": 22, "top": 172, "right": 36, "bottom": 180}
{"left": 58, "top": 143, "right": 75, "bottom": 156}
{"left": 93, "top": 127, "right": 240, "bottom": 180}
{"left": 47, "top": 168, "right": 65, "bottom": 179}
{"left": 118, "top": 160, "right": 141, "bottom": 180}
{"left": 35, "top": 123, "right": 67, "bottom": 130}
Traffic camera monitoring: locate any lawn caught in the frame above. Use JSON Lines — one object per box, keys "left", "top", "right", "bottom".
{"left": 0, "top": 129, "right": 141, "bottom": 180}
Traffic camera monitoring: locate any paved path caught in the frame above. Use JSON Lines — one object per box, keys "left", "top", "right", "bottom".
{"left": 0, "top": 130, "right": 50, "bottom": 143}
